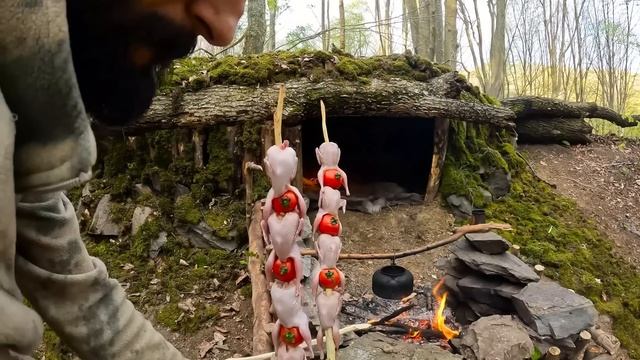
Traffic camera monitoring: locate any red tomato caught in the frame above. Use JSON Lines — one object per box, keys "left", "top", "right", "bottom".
{"left": 319, "top": 268, "right": 342, "bottom": 289}
{"left": 323, "top": 169, "right": 343, "bottom": 190}
{"left": 279, "top": 325, "right": 304, "bottom": 347}
{"left": 272, "top": 257, "right": 297, "bottom": 283}
{"left": 272, "top": 190, "right": 298, "bottom": 214}
{"left": 318, "top": 214, "right": 340, "bottom": 236}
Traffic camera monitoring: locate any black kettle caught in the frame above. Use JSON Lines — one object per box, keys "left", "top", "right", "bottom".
{"left": 372, "top": 261, "right": 414, "bottom": 300}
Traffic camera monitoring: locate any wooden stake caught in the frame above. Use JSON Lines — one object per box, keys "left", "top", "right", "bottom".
{"left": 510, "top": 244, "right": 521, "bottom": 256}
{"left": 300, "top": 223, "right": 513, "bottom": 260}
{"left": 247, "top": 202, "right": 273, "bottom": 355}
{"left": 534, "top": 264, "right": 546, "bottom": 277}
{"left": 588, "top": 327, "right": 620, "bottom": 356}
{"left": 274, "top": 84, "right": 285, "bottom": 145}
{"left": 326, "top": 328, "right": 336, "bottom": 360}
{"left": 320, "top": 100, "right": 330, "bottom": 143}
{"left": 570, "top": 330, "right": 592, "bottom": 360}
{"left": 544, "top": 346, "right": 561, "bottom": 360}
{"left": 584, "top": 345, "right": 608, "bottom": 360}
{"left": 225, "top": 323, "right": 372, "bottom": 360}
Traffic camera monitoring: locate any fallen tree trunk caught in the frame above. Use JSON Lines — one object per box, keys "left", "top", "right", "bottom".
{"left": 110, "top": 78, "right": 515, "bottom": 134}
{"left": 517, "top": 118, "right": 593, "bottom": 145}
{"left": 502, "top": 96, "right": 583, "bottom": 119}
{"left": 569, "top": 102, "right": 637, "bottom": 128}
{"left": 247, "top": 202, "right": 272, "bottom": 355}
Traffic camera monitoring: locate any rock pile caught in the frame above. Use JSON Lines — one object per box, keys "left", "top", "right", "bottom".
{"left": 439, "top": 232, "right": 615, "bottom": 360}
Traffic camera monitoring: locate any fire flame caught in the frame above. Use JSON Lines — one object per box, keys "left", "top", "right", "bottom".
{"left": 431, "top": 278, "right": 460, "bottom": 340}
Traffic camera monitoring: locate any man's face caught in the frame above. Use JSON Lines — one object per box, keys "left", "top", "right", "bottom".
{"left": 66, "top": 0, "right": 245, "bottom": 126}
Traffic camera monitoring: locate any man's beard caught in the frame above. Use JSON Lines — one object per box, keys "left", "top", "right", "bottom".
{"left": 67, "top": 0, "right": 197, "bottom": 126}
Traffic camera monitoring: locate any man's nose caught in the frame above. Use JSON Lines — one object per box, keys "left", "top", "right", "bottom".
{"left": 189, "top": 0, "right": 245, "bottom": 46}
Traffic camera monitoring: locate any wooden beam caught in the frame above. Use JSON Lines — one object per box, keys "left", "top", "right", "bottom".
{"left": 425, "top": 118, "right": 449, "bottom": 202}
{"left": 113, "top": 78, "right": 515, "bottom": 134}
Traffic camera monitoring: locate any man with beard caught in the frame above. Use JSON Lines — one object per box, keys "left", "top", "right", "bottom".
{"left": 0, "top": 1, "right": 244, "bottom": 359}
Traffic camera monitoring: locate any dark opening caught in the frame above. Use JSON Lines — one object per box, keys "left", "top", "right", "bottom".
{"left": 301, "top": 116, "right": 435, "bottom": 195}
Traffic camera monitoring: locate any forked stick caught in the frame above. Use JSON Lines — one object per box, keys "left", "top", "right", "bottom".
{"left": 320, "top": 100, "right": 329, "bottom": 143}
{"left": 274, "top": 84, "right": 286, "bottom": 145}
{"left": 225, "top": 323, "right": 372, "bottom": 360}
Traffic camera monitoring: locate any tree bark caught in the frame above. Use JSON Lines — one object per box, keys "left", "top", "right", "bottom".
{"left": 569, "top": 102, "right": 637, "bottom": 128}
{"left": 516, "top": 118, "right": 593, "bottom": 145}
{"left": 419, "top": 0, "right": 433, "bottom": 58}
{"left": 123, "top": 78, "right": 516, "bottom": 133}
{"left": 487, "top": 0, "right": 507, "bottom": 97}
{"left": 405, "top": 0, "right": 421, "bottom": 55}
{"left": 267, "top": 1, "right": 277, "bottom": 51}
{"left": 443, "top": 0, "right": 457, "bottom": 69}
{"left": 243, "top": 0, "right": 267, "bottom": 54}
{"left": 502, "top": 96, "right": 584, "bottom": 118}
{"left": 433, "top": 0, "right": 444, "bottom": 63}
{"left": 338, "top": 0, "right": 346, "bottom": 50}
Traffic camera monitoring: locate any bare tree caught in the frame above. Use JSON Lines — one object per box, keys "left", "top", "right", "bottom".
{"left": 244, "top": 0, "right": 267, "bottom": 54}
{"left": 488, "top": 0, "right": 507, "bottom": 97}
{"left": 434, "top": 0, "right": 445, "bottom": 62}
{"left": 443, "top": 0, "right": 457, "bottom": 68}
{"left": 419, "top": 0, "right": 434, "bottom": 58}
{"left": 405, "top": 0, "right": 422, "bottom": 55}
{"left": 403, "top": 0, "right": 410, "bottom": 51}
{"left": 375, "top": 0, "right": 388, "bottom": 55}
{"left": 267, "top": 0, "right": 278, "bottom": 51}
{"left": 385, "top": 0, "right": 393, "bottom": 54}
{"left": 339, "top": 0, "right": 346, "bottom": 50}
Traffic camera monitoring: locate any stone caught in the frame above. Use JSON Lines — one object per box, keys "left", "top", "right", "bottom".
{"left": 479, "top": 188, "right": 493, "bottom": 204}
{"left": 301, "top": 215, "right": 313, "bottom": 241}
{"left": 450, "top": 240, "right": 540, "bottom": 283}
{"left": 443, "top": 257, "right": 474, "bottom": 279}
{"left": 338, "top": 333, "right": 462, "bottom": 360}
{"left": 134, "top": 183, "right": 153, "bottom": 196}
{"left": 467, "top": 299, "right": 506, "bottom": 317}
{"left": 512, "top": 281, "right": 597, "bottom": 339}
{"left": 446, "top": 195, "right": 473, "bottom": 216}
{"left": 302, "top": 255, "right": 319, "bottom": 279}
{"left": 456, "top": 315, "right": 534, "bottom": 360}
{"left": 486, "top": 168, "right": 511, "bottom": 198}
{"left": 88, "top": 195, "right": 123, "bottom": 236}
{"left": 176, "top": 222, "right": 239, "bottom": 251}
{"left": 149, "top": 231, "right": 167, "bottom": 259}
{"left": 454, "top": 303, "right": 480, "bottom": 326}
{"left": 457, "top": 274, "right": 523, "bottom": 309}
{"left": 174, "top": 184, "right": 190, "bottom": 198}
{"left": 465, "top": 232, "right": 511, "bottom": 254}
{"left": 443, "top": 275, "right": 465, "bottom": 301}
{"left": 131, "top": 206, "right": 154, "bottom": 236}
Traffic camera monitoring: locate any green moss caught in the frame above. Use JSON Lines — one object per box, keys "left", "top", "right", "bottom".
{"left": 204, "top": 201, "right": 245, "bottom": 238}
{"left": 240, "top": 284, "right": 252, "bottom": 298}
{"left": 131, "top": 218, "right": 165, "bottom": 258}
{"left": 486, "top": 173, "right": 640, "bottom": 358}
{"left": 175, "top": 195, "right": 202, "bottom": 225}
{"left": 157, "top": 302, "right": 219, "bottom": 334}
{"left": 159, "top": 51, "right": 450, "bottom": 92}
{"left": 35, "top": 326, "right": 74, "bottom": 360}
{"left": 109, "top": 202, "right": 135, "bottom": 226}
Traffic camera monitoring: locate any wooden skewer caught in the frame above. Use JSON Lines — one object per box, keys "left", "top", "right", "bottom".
{"left": 225, "top": 323, "right": 372, "bottom": 360}
{"left": 320, "top": 100, "right": 330, "bottom": 143}
{"left": 274, "top": 84, "right": 285, "bottom": 145}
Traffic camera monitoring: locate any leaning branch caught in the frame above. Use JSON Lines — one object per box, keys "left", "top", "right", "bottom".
{"left": 300, "top": 222, "right": 512, "bottom": 259}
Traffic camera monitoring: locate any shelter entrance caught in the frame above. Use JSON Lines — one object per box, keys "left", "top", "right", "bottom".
{"left": 301, "top": 117, "right": 435, "bottom": 211}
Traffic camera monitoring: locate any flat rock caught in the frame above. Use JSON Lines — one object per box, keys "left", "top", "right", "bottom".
{"left": 447, "top": 195, "right": 473, "bottom": 216}
{"left": 131, "top": 206, "right": 154, "bottom": 236}
{"left": 149, "top": 231, "right": 167, "bottom": 259}
{"left": 467, "top": 299, "right": 507, "bottom": 317}
{"left": 457, "top": 315, "right": 534, "bottom": 360}
{"left": 458, "top": 274, "right": 522, "bottom": 310}
{"left": 88, "top": 195, "right": 123, "bottom": 236}
{"left": 450, "top": 240, "right": 539, "bottom": 283}
{"left": 176, "top": 222, "right": 239, "bottom": 251}
{"left": 512, "top": 281, "right": 597, "bottom": 339}
{"left": 454, "top": 303, "right": 480, "bottom": 326}
{"left": 465, "top": 232, "right": 511, "bottom": 254}
{"left": 338, "top": 333, "right": 462, "bottom": 360}
{"left": 439, "top": 256, "right": 474, "bottom": 279}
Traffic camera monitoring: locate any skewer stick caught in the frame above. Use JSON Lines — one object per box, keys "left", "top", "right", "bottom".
{"left": 320, "top": 100, "right": 330, "bottom": 143}
{"left": 225, "top": 323, "right": 372, "bottom": 360}
{"left": 326, "top": 329, "right": 336, "bottom": 360}
{"left": 274, "top": 84, "right": 286, "bottom": 145}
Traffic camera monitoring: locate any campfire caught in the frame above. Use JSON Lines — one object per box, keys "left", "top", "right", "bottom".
{"left": 340, "top": 282, "right": 460, "bottom": 348}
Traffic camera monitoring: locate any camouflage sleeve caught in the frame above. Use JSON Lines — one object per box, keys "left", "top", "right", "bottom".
{"left": 14, "top": 192, "right": 188, "bottom": 360}
{"left": 0, "top": 89, "right": 44, "bottom": 360}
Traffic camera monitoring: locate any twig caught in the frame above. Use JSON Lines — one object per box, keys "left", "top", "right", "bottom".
{"left": 274, "top": 84, "right": 285, "bottom": 145}
{"left": 300, "top": 223, "right": 512, "bottom": 260}
{"left": 212, "top": 32, "right": 246, "bottom": 58}
{"left": 369, "top": 304, "right": 416, "bottom": 326}
{"left": 225, "top": 323, "right": 373, "bottom": 360}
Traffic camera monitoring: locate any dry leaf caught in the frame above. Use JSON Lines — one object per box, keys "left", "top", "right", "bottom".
{"left": 215, "top": 326, "right": 229, "bottom": 333}
{"left": 121, "top": 263, "right": 135, "bottom": 271}
{"left": 178, "top": 298, "right": 196, "bottom": 313}
{"left": 150, "top": 278, "right": 160, "bottom": 285}
{"left": 179, "top": 259, "right": 189, "bottom": 266}
{"left": 198, "top": 340, "right": 214, "bottom": 358}
{"left": 235, "top": 272, "right": 250, "bottom": 286}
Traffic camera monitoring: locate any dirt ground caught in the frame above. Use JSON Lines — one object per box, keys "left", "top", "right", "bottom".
{"left": 336, "top": 203, "right": 456, "bottom": 297}
{"left": 521, "top": 137, "right": 640, "bottom": 268}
